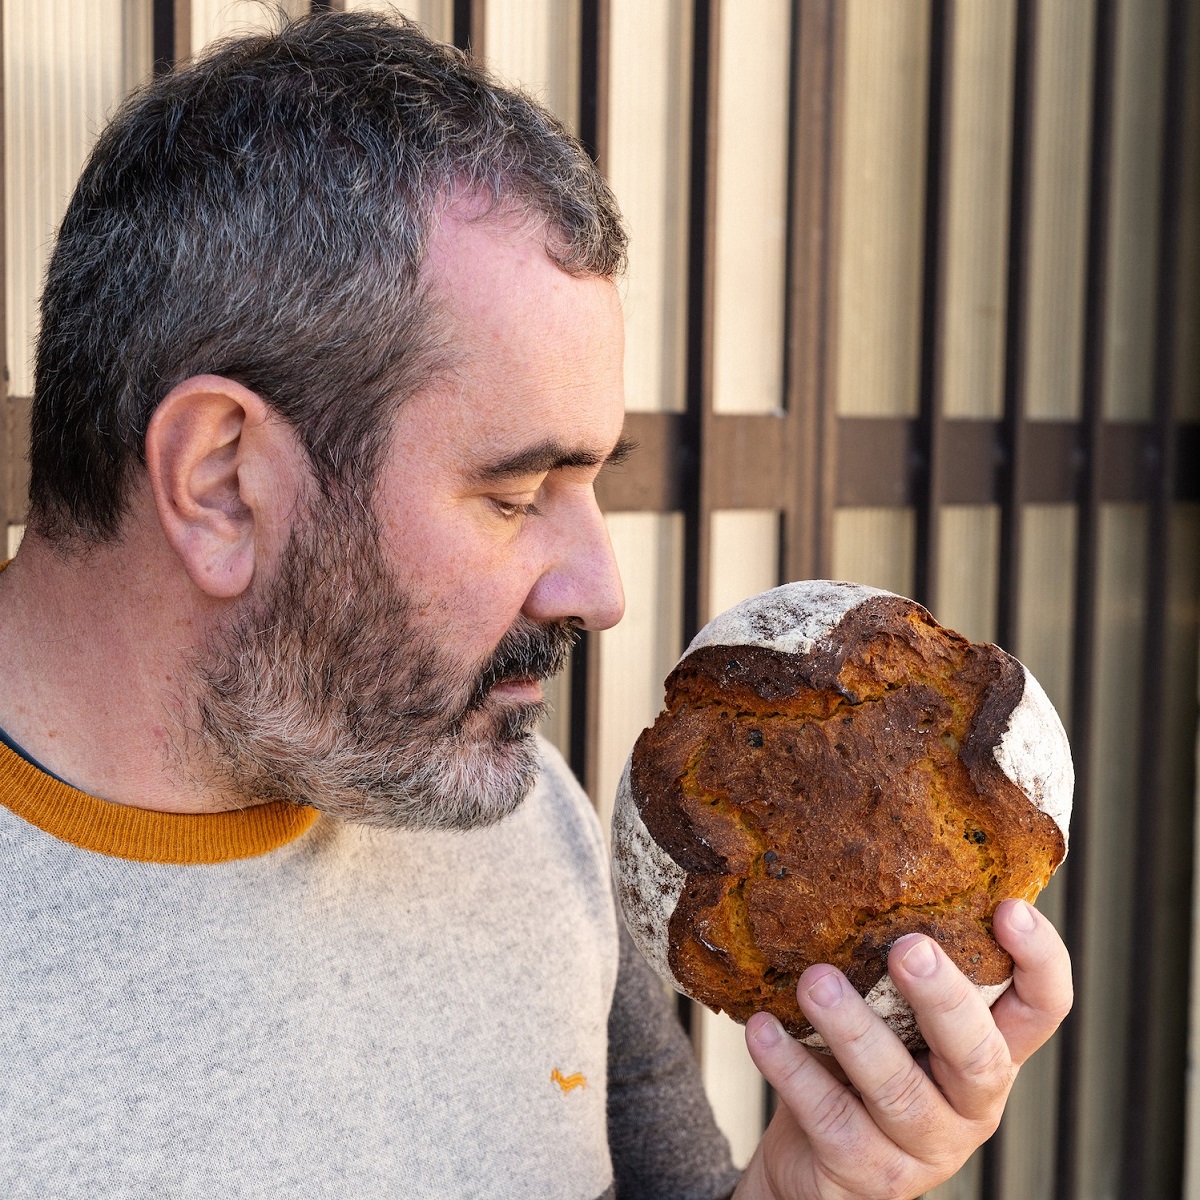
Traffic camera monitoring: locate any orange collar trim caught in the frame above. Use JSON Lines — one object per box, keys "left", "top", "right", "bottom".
{"left": 0, "top": 741, "right": 318, "bottom": 864}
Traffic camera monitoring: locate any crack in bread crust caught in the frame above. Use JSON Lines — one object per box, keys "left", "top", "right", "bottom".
{"left": 626, "top": 595, "right": 1068, "bottom": 1047}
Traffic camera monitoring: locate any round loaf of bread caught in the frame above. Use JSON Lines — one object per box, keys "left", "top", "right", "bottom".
{"left": 611, "top": 580, "right": 1072, "bottom": 1051}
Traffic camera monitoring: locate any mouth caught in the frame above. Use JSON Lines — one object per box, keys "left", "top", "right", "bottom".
{"left": 484, "top": 675, "right": 545, "bottom": 704}
{"left": 466, "top": 619, "right": 577, "bottom": 716}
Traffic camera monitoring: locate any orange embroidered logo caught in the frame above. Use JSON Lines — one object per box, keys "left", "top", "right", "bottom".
{"left": 551, "top": 1068, "right": 587, "bottom": 1094}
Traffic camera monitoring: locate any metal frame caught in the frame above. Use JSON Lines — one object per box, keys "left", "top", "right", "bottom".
{"left": 589, "top": 3, "right": 1198, "bottom": 1195}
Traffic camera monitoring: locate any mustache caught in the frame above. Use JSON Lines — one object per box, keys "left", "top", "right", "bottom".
{"left": 470, "top": 618, "right": 580, "bottom": 707}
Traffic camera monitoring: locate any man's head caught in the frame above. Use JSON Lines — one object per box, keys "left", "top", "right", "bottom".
{"left": 185, "top": 212, "right": 629, "bottom": 828}
{"left": 23, "top": 13, "right": 630, "bottom": 828}
{"left": 29, "top": 10, "right": 626, "bottom": 545}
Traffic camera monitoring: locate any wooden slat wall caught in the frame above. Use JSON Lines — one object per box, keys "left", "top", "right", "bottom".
{"left": 3, "top": 1, "right": 1199, "bottom": 1194}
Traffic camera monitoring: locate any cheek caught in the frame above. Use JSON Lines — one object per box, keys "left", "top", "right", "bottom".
{"left": 382, "top": 517, "right": 538, "bottom": 651}
{"left": 411, "top": 573, "right": 538, "bottom": 671}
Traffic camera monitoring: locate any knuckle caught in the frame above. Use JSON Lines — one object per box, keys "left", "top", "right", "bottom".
{"left": 837, "top": 1005, "right": 890, "bottom": 1058}
{"left": 872, "top": 1061, "right": 934, "bottom": 1126}
{"left": 809, "top": 1084, "right": 862, "bottom": 1142}
{"left": 768, "top": 1044, "right": 812, "bottom": 1096}
{"left": 957, "top": 1029, "right": 1015, "bottom": 1093}
{"left": 1012, "top": 975, "right": 1073, "bottom": 1031}
{"left": 924, "top": 976, "right": 975, "bottom": 1021}
{"left": 876, "top": 1150, "right": 920, "bottom": 1199}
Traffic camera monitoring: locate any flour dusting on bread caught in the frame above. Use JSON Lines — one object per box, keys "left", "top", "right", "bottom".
{"left": 684, "top": 580, "right": 889, "bottom": 659}
{"left": 995, "top": 667, "right": 1073, "bottom": 845}
{"left": 612, "top": 759, "right": 686, "bottom": 988}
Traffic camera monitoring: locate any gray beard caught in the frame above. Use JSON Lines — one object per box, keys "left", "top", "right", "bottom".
{"left": 181, "top": 500, "right": 575, "bottom": 831}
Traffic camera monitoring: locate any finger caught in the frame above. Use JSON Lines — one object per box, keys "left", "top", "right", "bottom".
{"left": 744, "top": 1010, "right": 919, "bottom": 1195}
{"left": 887, "top": 934, "right": 1014, "bottom": 1125}
{"left": 793, "top": 965, "right": 964, "bottom": 1159}
{"left": 988, "top": 898, "right": 1073, "bottom": 1065}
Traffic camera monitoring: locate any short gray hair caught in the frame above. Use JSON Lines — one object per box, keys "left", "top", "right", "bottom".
{"left": 29, "top": 10, "right": 627, "bottom": 544}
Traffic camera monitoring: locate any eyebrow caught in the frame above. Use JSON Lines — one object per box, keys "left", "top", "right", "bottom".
{"left": 471, "top": 434, "right": 638, "bottom": 482}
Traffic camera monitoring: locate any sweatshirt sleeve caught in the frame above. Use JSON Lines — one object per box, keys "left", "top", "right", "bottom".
{"left": 606, "top": 920, "right": 745, "bottom": 1200}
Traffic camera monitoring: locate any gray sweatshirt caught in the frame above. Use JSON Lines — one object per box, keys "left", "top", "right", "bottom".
{"left": 0, "top": 736, "right": 740, "bottom": 1199}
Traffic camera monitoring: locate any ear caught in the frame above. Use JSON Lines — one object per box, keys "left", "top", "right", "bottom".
{"left": 145, "top": 375, "right": 295, "bottom": 599}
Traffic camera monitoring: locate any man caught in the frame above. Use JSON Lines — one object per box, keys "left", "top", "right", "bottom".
{"left": 0, "top": 12, "right": 1071, "bottom": 1198}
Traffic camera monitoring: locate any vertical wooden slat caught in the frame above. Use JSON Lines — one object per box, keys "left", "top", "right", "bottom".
{"left": 783, "top": 0, "right": 841, "bottom": 584}
{"left": 174, "top": 0, "right": 191, "bottom": 63}
{"left": 1056, "top": 1, "right": 1117, "bottom": 1195}
{"left": 1121, "top": 1, "right": 1189, "bottom": 1194}
{"left": 913, "top": 0, "right": 950, "bottom": 616}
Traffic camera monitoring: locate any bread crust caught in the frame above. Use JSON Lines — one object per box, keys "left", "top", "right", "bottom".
{"left": 612, "top": 582, "right": 1072, "bottom": 1050}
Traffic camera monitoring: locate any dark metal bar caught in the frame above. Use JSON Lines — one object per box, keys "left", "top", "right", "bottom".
{"left": 578, "top": 0, "right": 610, "bottom": 169}
{"left": 1120, "top": 1, "right": 1189, "bottom": 1194}
{"left": 782, "top": 0, "right": 842, "bottom": 582}
{"left": 681, "top": 0, "right": 718, "bottom": 644}
{"left": 152, "top": 0, "right": 177, "bottom": 74}
{"left": 1056, "top": 0, "right": 1119, "bottom": 1195}
{"left": 568, "top": 0, "right": 610, "bottom": 800}
{"left": 566, "top": 632, "right": 595, "bottom": 797}
{"left": 778, "top": 0, "right": 803, "bottom": 586}
{"left": 765, "top": 0, "right": 810, "bottom": 1121}
{"left": 996, "top": 0, "right": 1036, "bottom": 655}
{"left": 452, "top": 0, "right": 485, "bottom": 58}
{"left": 675, "top": 0, "right": 720, "bottom": 1042}
{"left": 913, "top": 0, "right": 951, "bottom": 615}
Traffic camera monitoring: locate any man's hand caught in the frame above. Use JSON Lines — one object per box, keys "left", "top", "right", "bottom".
{"left": 734, "top": 898, "right": 1072, "bottom": 1200}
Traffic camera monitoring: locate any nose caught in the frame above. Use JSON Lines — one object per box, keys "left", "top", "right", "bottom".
{"left": 523, "top": 497, "right": 625, "bottom": 632}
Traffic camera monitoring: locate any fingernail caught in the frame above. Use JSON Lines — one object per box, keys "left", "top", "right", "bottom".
{"left": 806, "top": 969, "right": 844, "bottom": 1008}
{"left": 751, "top": 1014, "right": 783, "bottom": 1047}
{"left": 1009, "top": 899, "right": 1036, "bottom": 932}
{"left": 901, "top": 936, "right": 938, "bottom": 978}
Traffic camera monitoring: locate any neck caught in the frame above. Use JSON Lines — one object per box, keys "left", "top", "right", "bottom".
{"left": 0, "top": 528, "right": 245, "bottom": 814}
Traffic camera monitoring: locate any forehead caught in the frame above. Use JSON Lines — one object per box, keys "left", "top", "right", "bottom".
{"left": 426, "top": 207, "right": 622, "bottom": 364}
{"left": 391, "top": 211, "right": 626, "bottom": 470}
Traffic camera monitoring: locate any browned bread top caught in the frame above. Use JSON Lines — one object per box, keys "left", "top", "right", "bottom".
{"left": 612, "top": 581, "right": 1072, "bottom": 1050}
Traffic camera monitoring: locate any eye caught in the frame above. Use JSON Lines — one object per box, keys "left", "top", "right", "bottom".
{"left": 490, "top": 497, "right": 542, "bottom": 521}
